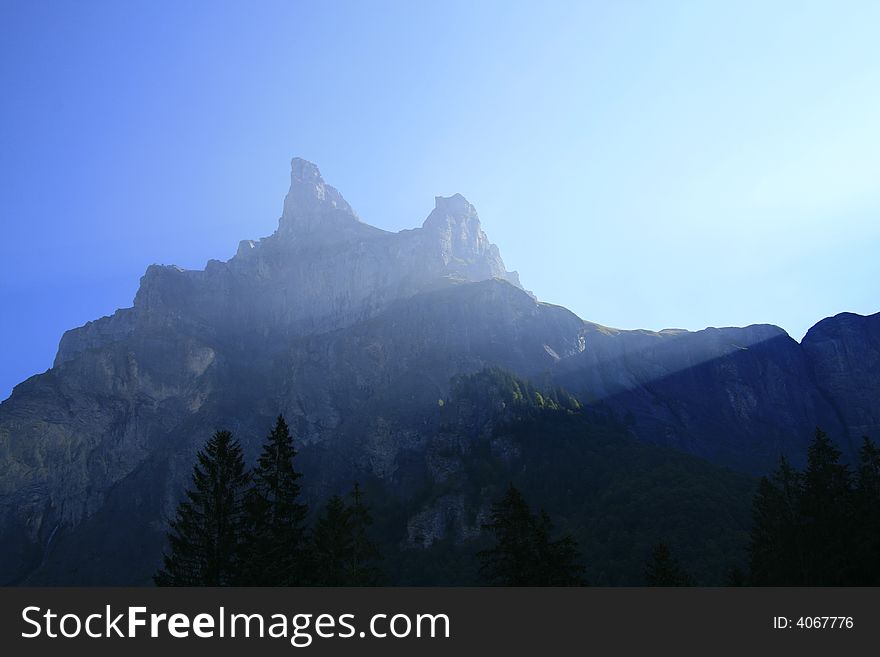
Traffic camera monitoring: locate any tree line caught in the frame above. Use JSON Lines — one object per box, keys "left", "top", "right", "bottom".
{"left": 479, "top": 428, "right": 880, "bottom": 586}
{"left": 156, "top": 414, "right": 878, "bottom": 586}
{"left": 748, "top": 429, "right": 880, "bottom": 585}
{"left": 155, "top": 415, "right": 594, "bottom": 587}
{"left": 155, "top": 416, "right": 380, "bottom": 586}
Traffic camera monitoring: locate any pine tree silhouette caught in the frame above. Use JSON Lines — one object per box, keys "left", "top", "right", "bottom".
{"left": 478, "top": 485, "right": 586, "bottom": 586}
{"left": 747, "top": 429, "right": 871, "bottom": 585}
{"left": 347, "top": 482, "right": 381, "bottom": 585}
{"left": 800, "top": 428, "right": 853, "bottom": 584}
{"left": 748, "top": 456, "right": 804, "bottom": 585}
{"left": 155, "top": 430, "right": 249, "bottom": 586}
{"left": 241, "top": 415, "right": 309, "bottom": 585}
{"left": 308, "top": 484, "right": 382, "bottom": 586}
{"left": 310, "top": 495, "right": 354, "bottom": 586}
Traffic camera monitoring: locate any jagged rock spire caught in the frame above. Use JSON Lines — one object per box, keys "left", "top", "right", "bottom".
{"left": 278, "top": 158, "right": 359, "bottom": 239}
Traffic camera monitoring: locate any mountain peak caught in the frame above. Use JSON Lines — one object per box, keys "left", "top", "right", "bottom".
{"left": 433, "top": 193, "right": 473, "bottom": 213}
{"left": 289, "top": 157, "right": 324, "bottom": 184}
{"left": 423, "top": 193, "right": 480, "bottom": 232}
{"left": 279, "top": 157, "right": 357, "bottom": 238}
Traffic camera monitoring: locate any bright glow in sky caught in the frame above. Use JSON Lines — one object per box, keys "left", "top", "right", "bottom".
{"left": 1, "top": 0, "right": 879, "bottom": 400}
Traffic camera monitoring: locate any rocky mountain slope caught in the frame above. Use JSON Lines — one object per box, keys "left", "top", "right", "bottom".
{"left": 0, "top": 158, "right": 877, "bottom": 584}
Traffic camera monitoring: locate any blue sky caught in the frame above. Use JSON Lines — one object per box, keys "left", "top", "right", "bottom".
{"left": 2, "top": 0, "right": 879, "bottom": 400}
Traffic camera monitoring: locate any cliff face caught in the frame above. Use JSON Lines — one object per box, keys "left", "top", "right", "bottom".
{"left": 0, "top": 158, "right": 877, "bottom": 585}
{"left": 801, "top": 312, "right": 880, "bottom": 442}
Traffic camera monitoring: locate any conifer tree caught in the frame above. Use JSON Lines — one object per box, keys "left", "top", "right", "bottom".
{"left": 155, "top": 430, "right": 249, "bottom": 586}
{"left": 800, "top": 428, "right": 853, "bottom": 584}
{"left": 310, "top": 495, "right": 354, "bottom": 586}
{"left": 748, "top": 429, "right": 866, "bottom": 585}
{"left": 479, "top": 486, "right": 534, "bottom": 585}
{"left": 534, "top": 510, "right": 586, "bottom": 585}
{"left": 748, "top": 456, "right": 804, "bottom": 585}
{"left": 347, "top": 483, "right": 381, "bottom": 585}
{"left": 478, "top": 485, "right": 586, "bottom": 586}
{"left": 308, "top": 484, "right": 382, "bottom": 586}
{"left": 644, "top": 542, "right": 693, "bottom": 586}
{"left": 241, "top": 415, "right": 309, "bottom": 585}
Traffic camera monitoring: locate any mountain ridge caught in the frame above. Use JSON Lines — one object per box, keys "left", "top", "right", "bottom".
{"left": 0, "top": 157, "right": 877, "bottom": 585}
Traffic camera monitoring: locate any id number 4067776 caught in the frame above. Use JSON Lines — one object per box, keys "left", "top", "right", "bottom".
{"left": 773, "top": 616, "right": 854, "bottom": 629}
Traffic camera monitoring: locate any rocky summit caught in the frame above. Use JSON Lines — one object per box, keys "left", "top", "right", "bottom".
{"left": 0, "top": 158, "right": 878, "bottom": 585}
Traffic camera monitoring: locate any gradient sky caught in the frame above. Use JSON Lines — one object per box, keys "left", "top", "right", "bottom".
{"left": 2, "top": 0, "right": 879, "bottom": 400}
